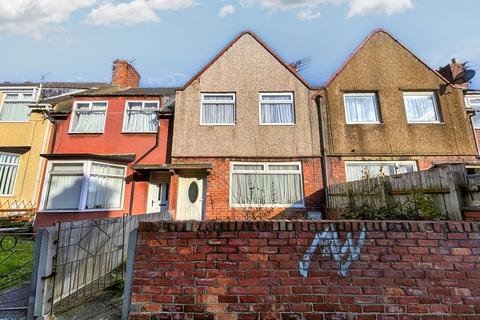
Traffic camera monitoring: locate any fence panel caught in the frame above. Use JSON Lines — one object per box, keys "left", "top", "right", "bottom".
{"left": 326, "top": 164, "right": 472, "bottom": 220}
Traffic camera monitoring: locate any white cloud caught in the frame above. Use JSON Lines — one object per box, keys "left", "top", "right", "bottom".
{"left": 296, "top": 8, "right": 321, "bottom": 20}
{"left": 219, "top": 5, "right": 236, "bottom": 18}
{"left": 239, "top": 0, "right": 341, "bottom": 20}
{"left": 0, "top": 0, "right": 97, "bottom": 38}
{"left": 347, "top": 0, "right": 414, "bottom": 17}
{"left": 86, "top": 0, "right": 196, "bottom": 26}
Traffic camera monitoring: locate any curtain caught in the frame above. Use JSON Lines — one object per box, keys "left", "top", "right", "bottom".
{"left": 344, "top": 96, "right": 378, "bottom": 123}
{"left": 231, "top": 173, "right": 302, "bottom": 206}
{"left": 74, "top": 111, "right": 106, "bottom": 132}
{"left": 404, "top": 95, "right": 438, "bottom": 122}
{"left": 0, "top": 102, "right": 31, "bottom": 121}
{"left": 346, "top": 163, "right": 397, "bottom": 181}
{"left": 124, "top": 102, "right": 158, "bottom": 132}
{"left": 45, "top": 163, "right": 83, "bottom": 210}
{"left": 260, "top": 103, "right": 294, "bottom": 124}
{"left": 0, "top": 153, "right": 20, "bottom": 195}
{"left": 86, "top": 164, "right": 124, "bottom": 209}
{"left": 472, "top": 112, "right": 480, "bottom": 129}
{"left": 125, "top": 111, "right": 158, "bottom": 132}
{"left": 202, "top": 103, "right": 235, "bottom": 124}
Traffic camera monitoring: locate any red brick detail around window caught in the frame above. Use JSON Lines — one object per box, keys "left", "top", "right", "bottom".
{"left": 327, "top": 156, "right": 479, "bottom": 185}
{"left": 169, "top": 157, "right": 324, "bottom": 220}
{"left": 129, "top": 220, "right": 480, "bottom": 319}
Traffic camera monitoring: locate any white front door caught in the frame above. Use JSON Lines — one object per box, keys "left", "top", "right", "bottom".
{"left": 176, "top": 175, "right": 205, "bottom": 220}
{"left": 147, "top": 174, "right": 170, "bottom": 214}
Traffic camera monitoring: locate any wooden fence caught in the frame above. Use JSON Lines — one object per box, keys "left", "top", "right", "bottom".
{"left": 326, "top": 163, "right": 479, "bottom": 220}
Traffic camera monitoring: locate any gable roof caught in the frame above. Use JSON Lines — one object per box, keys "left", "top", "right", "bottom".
{"left": 180, "top": 31, "right": 311, "bottom": 90}
{"left": 324, "top": 28, "right": 454, "bottom": 88}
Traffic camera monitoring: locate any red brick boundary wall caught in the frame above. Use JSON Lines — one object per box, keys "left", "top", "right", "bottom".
{"left": 129, "top": 220, "right": 480, "bottom": 320}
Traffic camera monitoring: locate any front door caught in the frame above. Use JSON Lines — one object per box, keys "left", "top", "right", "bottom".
{"left": 147, "top": 173, "right": 170, "bottom": 214}
{"left": 176, "top": 174, "right": 205, "bottom": 220}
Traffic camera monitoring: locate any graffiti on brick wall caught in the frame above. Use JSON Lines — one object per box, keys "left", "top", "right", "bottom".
{"left": 299, "top": 225, "right": 367, "bottom": 277}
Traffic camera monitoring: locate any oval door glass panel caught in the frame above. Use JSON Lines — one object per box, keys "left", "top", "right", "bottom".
{"left": 188, "top": 181, "right": 199, "bottom": 203}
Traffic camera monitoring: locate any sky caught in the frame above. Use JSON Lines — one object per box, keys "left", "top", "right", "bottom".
{"left": 0, "top": 0, "right": 479, "bottom": 88}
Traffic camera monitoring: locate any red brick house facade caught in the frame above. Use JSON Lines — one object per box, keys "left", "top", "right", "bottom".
{"left": 34, "top": 61, "right": 177, "bottom": 227}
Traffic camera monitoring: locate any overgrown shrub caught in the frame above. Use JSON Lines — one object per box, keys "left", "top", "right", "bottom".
{"left": 342, "top": 192, "right": 446, "bottom": 221}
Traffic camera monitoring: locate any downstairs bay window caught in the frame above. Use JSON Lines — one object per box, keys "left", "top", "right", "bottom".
{"left": 42, "top": 161, "right": 125, "bottom": 211}
{"left": 345, "top": 161, "right": 417, "bottom": 182}
{"left": 230, "top": 162, "right": 304, "bottom": 207}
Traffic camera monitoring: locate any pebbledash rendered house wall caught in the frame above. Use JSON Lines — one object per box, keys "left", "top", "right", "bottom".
{"left": 170, "top": 32, "right": 323, "bottom": 220}
{"left": 34, "top": 94, "right": 173, "bottom": 227}
{"left": 322, "top": 30, "right": 478, "bottom": 184}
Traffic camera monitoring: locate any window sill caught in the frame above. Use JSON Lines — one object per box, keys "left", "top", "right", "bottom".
{"left": 121, "top": 131, "right": 157, "bottom": 134}
{"left": 230, "top": 204, "right": 305, "bottom": 209}
{"left": 406, "top": 122, "right": 444, "bottom": 125}
{"left": 0, "top": 120, "right": 29, "bottom": 123}
{"left": 200, "top": 123, "right": 236, "bottom": 126}
{"left": 37, "top": 208, "right": 123, "bottom": 213}
{"left": 68, "top": 132, "right": 104, "bottom": 135}
{"left": 346, "top": 122, "right": 383, "bottom": 125}
{"left": 259, "top": 123, "right": 296, "bottom": 126}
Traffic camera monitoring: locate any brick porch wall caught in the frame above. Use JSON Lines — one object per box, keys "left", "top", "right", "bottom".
{"left": 169, "top": 158, "right": 324, "bottom": 220}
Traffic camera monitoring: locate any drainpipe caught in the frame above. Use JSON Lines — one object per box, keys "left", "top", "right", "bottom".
{"left": 315, "top": 94, "right": 329, "bottom": 200}
{"left": 128, "top": 109, "right": 162, "bottom": 215}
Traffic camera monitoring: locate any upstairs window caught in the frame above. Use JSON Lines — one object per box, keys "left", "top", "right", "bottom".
{"left": 345, "top": 161, "right": 417, "bottom": 182}
{"left": 43, "top": 161, "right": 125, "bottom": 211}
{"left": 0, "top": 89, "right": 37, "bottom": 122}
{"left": 0, "top": 153, "right": 20, "bottom": 196}
{"left": 344, "top": 93, "right": 380, "bottom": 123}
{"left": 230, "top": 162, "right": 304, "bottom": 208}
{"left": 123, "top": 101, "right": 160, "bottom": 133}
{"left": 259, "top": 93, "right": 295, "bottom": 125}
{"left": 201, "top": 93, "right": 235, "bottom": 125}
{"left": 403, "top": 92, "right": 441, "bottom": 123}
{"left": 70, "top": 101, "right": 107, "bottom": 133}
{"left": 466, "top": 96, "right": 480, "bottom": 128}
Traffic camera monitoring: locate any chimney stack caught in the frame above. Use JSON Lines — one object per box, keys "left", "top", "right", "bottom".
{"left": 111, "top": 59, "right": 141, "bottom": 88}
{"left": 438, "top": 58, "right": 469, "bottom": 89}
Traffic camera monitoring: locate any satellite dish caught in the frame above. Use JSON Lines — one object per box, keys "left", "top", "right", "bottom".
{"left": 454, "top": 69, "right": 476, "bottom": 84}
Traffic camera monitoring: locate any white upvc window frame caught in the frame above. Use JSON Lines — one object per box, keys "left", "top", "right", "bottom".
{"left": 229, "top": 161, "right": 305, "bottom": 208}
{"left": 465, "top": 95, "right": 480, "bottom": 129}
{"left": 0, "top": 87, "right": 39, "bottom": 123}
{"left": 259, "top": 92, "right": 295, "bottom": 125}
{"left": 68, "top": 101, "right": 108, "bottom": 134}
{"left": 343, "top": 92, "right": 381, "bottom": 124}
{"left": 122, "top": 100, "right": 160, "bottom": 133}
{"left": 0, "top": 152, "right": 20, "bottom": 197}
{"left": 403, "top": 91, "right": 442, "bottom": 124}
{"left": 200, "top": 93, "right": 236, "bottom": 126}
{"left": 344, "top": 160, "right": 418, "bottom": 182}
{"left": 40, "top": 160, "right": 126, "bottom": 212}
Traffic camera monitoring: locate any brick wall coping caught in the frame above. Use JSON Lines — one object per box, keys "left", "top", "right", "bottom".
{"left": 137, "top": 220, "right": 480, "bottom": 233}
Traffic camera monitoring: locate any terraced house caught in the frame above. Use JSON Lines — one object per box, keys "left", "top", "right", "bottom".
{"left": 0, "top": 81, "right": 110, "bottom": 216}
{"left": 320, "top": 29, "right": 479, "bottom": 184}
{"left": 34, "top": 60, "right": 177, "bottom": 227}
{"left": 170, "top": 31, "right": 323, "bottom": 220}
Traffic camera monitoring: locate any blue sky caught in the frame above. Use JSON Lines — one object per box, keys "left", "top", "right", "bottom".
{"left": 1, "top": 0, "right": 479, "bottom": 88}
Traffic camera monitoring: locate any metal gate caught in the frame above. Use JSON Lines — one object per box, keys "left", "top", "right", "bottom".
{"left": 50, "top": 217, "right": 125, "bottom": 313}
